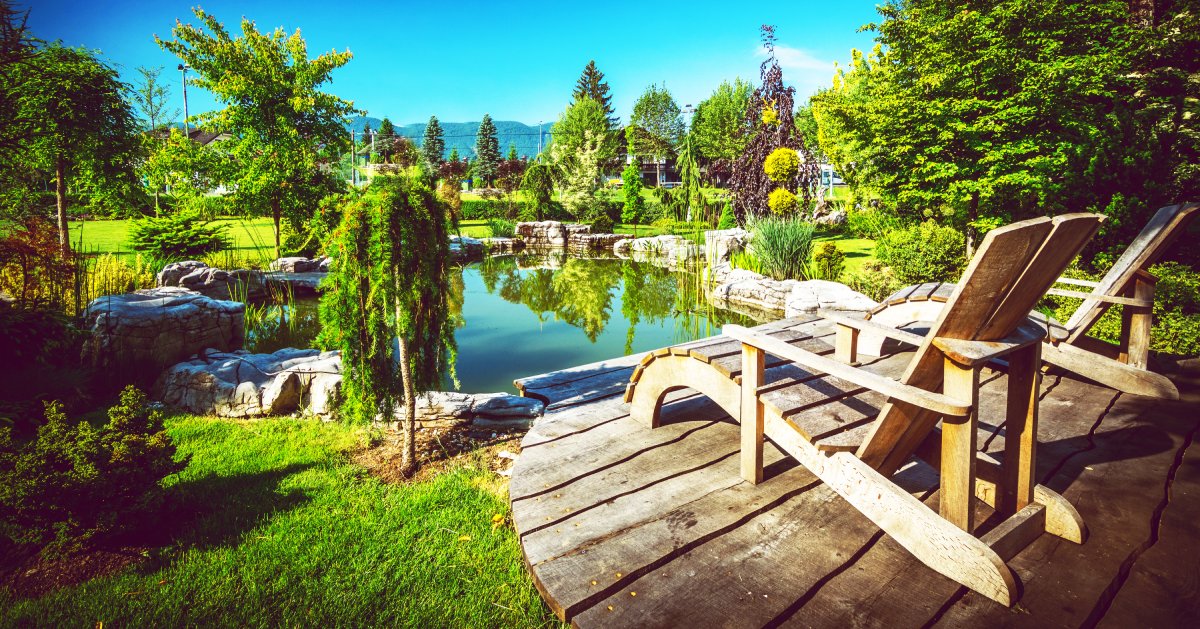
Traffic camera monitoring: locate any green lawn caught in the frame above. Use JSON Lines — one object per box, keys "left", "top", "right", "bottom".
{"left": 70, "top": 218, "right": 278, "bottom": 263}
{"left": 815, "top": 231, "right": 875, "bottom": 276}
{"left": 0, "top": 415, "right": 558, "bottom": 627}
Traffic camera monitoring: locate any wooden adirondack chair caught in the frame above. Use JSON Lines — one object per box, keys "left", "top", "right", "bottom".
{"left": 626, "top": 213, "right": 1104, "bottom": 606}
{"left": 857, "top": 202, "right": 1197, "bottom": 399}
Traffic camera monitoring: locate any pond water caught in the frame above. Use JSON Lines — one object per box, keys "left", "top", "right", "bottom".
{"left": 246, "top": 254, "right": 766, "bottom": 393}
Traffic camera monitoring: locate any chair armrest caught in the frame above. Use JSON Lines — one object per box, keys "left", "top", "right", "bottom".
{"left": 817, "top": 310, "right": 927, "bottom": 347}
{"left": 931, "top": 320, "right": 1045, "bottom": 368}
{"left": 723, "top": 324, "right": 969, "bottom": 417}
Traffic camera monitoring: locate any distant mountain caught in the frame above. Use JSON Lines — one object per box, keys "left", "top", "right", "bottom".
{"left": 344, "top": 115, "right": 548, "bottom": 160}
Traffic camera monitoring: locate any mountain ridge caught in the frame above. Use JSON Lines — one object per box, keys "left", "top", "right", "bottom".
{"left": 345, "top": 115, "right": 549, "bottom": 160}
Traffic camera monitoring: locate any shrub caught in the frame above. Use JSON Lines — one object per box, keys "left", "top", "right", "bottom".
{"left": 621, "top": 163, "right": 646, "bottom": 225}
{"left": 127, "top": 210, "right": 229, "bottom": 263}
{"left": 846, "top": 260, "right": 904, "bottom": 302}
{"left": 730, "top": 249, "right": 765, "bottom": 275}
{"left": 486, "top": 217, "right": 516, "bottom": 239}
{"left": 875, "top": 220, "right": 966, "bottom": 284}
{"left": 0, "top": 307, "right": 90, "bottom": 434}
{"left": 589, "top": 213, "right": 615, "bottom": 234}
{"left": 767, "top": 187, "right": 798, "bottom": 214}
{"left": 763, "top": 147, "right": 800, "bottom": 183}
{"left": 845, "top": 205, "right": 903, "bottom": 240}
{"left": 811, "top": 241, "right": 846, "bottom": 282}
{"left": 750, "top": 215, "right": 816, "bottom": 281}
{"left": 0, "top": 386, "right": 187, "bottom": 554}
{"left": 717, "top": 201, "right": 737, "bottom": 230}
{"left": 0, "top": 217, "right": 78, "bottom": 312}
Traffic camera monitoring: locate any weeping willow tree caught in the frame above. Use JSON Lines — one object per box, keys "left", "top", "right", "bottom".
{"left": 318, "top": 172, "right": 456, "bottom": 475}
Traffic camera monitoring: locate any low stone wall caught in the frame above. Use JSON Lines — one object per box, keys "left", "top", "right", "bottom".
{"left": 482, "top": 237, "right": 525, "bottom": 254}
{"left": 450, "top": 235, "right": 485, "bottom": 261}
{"left": 83, "top": 287, "right": 245, "bottom": 383}
{"left": 154, "top": 348, "right": 544, "bottom": 428}
{"left": 614, "top": 234, "right": 704, "bottom": 269}
{"left": 568, "top": 232, "right": 632, "bottom": 253}
{"left": 706, "top": 262, "right": 877, "bottom": 317}
{"left": 516, "top": 221, "right": 592, "bottom": 248}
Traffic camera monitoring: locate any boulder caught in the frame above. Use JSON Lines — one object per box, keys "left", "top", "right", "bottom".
{"left": 617, "top": 234, "right": 703, "bottom": 269}
{"left": 814, "top": 209, "right": 848, "bottom": 227}
{"left": 568, "top": 232, "right": 632, "bottom": 253}
{"left": 450, "top": 235, "right": 485, "bottom": 261}
{"left": 704, "top": 228, "right": 752, "bottom": 264}
{"left": 83, "top": 287, "right": 244, "bottom": 382}
{"left": 157, "top": 261, "right": 267, "bottom": 301}
{"left": 271, "top": 257, "right": 320, "bottom": 273}
{"left": 784, "top": 280, "right": 877, "bottom": 317}
{"left": 154, "top": 348, "right": 342, "bottom": 418}
{"left": 407, "top": 390, "right": 544, "bottom": 429}
{"left": 516, "top": 221, "right": 589, "bottom": 248}
{"left": 156, "top": 260, "right": 208, "bottom": 287}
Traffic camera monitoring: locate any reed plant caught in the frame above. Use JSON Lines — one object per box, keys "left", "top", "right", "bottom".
{"left": 748, "top": 215, "right": 816, "bottom": 281}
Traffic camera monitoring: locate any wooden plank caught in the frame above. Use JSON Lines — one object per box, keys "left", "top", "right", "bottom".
{"left": 1120, "top": 271, "right": 1154, "bottom": 369}
{"left": 725, "top": 324, "right": 970, "bottom": 417}
{"left": 930, "top": 320, "right": 1043, "bottom": 368}
{"left": 1001, "top": 343, "right": 1040, "bottom": 514}
{"left": 1042, "top": 341, "right": 1179, "bottom": 400}
{"left": 709, "top": 334, "right": 834, "bottom": 380}
{"left": 981, "top": 503, "right": 1047, "bottom": 561}
{"left": 1046, "top": 287, "right": 1151, "bottom": 306}
{"left": 688, "top": 328, "right": 812, "bottom": 364}
{"left": 940, "top": 359, "right": 980, "bottom": 531}
{"left": 740, "top": 344, "right": 765, "bottom": 484}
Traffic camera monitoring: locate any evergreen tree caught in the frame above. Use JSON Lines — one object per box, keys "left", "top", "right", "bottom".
{"left": 360, "top": 122, "right": 372, "bottom": 148}
{"left": 376, "top": 117, "right": 396, "bottom": 162}
{"left": 507, "top": 143, "right": 518, "bottom": 161}
{"left": 573, "top": 60, "right": 618, "bottom": 129}
{"left": 474, "top": 114, "right": 501, "bottom": 187}
{"left": 421, "top": 115, "right": 444, "bottom": 168}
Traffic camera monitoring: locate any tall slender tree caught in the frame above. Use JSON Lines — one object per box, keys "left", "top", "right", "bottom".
{"left": 157, "top": 9, "right": 358, "bottom": 257}
{"left": 15, "top": 44, "right": 143, "bottom": 252}
{"left": 318, "top": 173, "right": 456, "bottom": 476}
{"left": 131, "top": 65, "right": 180, "bottom": 134}
{"left": 573, "top": 60, "right": 618, "bottom": 129}
{"left": 627, "top": 84, "right": 684, "bottom": 187}
{"left": 421, "top": 115, "right": 444, "bottom": 168}
{"left": 375, "top": 117, "right": 396, "bottom": 162}
{"left": 474, "top": 114, "right": 501, "bottom": 187}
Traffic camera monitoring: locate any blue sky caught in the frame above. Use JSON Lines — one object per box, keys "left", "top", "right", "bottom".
{"left": 24, "top": 0, "right": 882, "bottom": 126}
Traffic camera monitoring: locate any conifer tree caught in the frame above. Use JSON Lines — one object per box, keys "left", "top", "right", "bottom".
{"left": 376, "top": 117, "right": 396, "bottom": 162}
{"left": 474, "top": 114, "right": 500, "bottom": 187}
{"left": 421, "top": 115, "right": 444, "bottom": 168}
{"left": 573, "top": 60, "right": 618, "bottom": 129}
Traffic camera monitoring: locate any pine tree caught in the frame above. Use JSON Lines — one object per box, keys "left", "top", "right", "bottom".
{"left": 507, "top": 143, "right": 518, "bottom": 161}
{"left": 573, "top": 60, "right": 618, "bottom": 129}
{"left": 376, "top": 117, "right": 396, "bottom": 162}
{"left": 474, "top": 113, "right": 500, "bottom": 187}
{"left": 421, "top": 115, "right": 444, "bottom": 168}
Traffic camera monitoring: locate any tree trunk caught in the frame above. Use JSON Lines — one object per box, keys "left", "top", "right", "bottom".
{"left": 965, "top": 192, "right": 980, "bottom": 259}
{"left": 655, "top": 159, "right": 662, "bottom": 188}
{"left": 398, "top": 336, "right": 417, "bottom": 476}
{"left": 271, "top": 199, "right": 282, "bottom": 259}
{"left": 56, "top": 155, "right": 70, "bottom": 255}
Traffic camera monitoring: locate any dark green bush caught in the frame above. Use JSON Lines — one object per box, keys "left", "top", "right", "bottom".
{"left": 486, "top": 217, "right": 516, "bottom": 239}
{"left": 846, "top": 260, "right": 904, "bottom": 302}
{"left": 811, "top": 241, "right": 846, "bottom": 282}
{"left": 0, "top": 386, "right": 187, "bottom": 555}
{"left": 589, "top": 213, "right": 614, "bottom": 234}
{"left": 875, "top": 220, "right": 966, "bottom": 284}
{"left": 0, "top": 307, "right": 90, "bottom": 435}
{"left": 127, "top": 210, "right": 229, "bottom": 262}
{"left": 717, "top": 201, "right": 737, "bottom": 230}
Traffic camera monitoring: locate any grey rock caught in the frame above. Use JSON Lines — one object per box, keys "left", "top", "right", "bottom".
{"left": 516, "top": 221, "right": 589, "bottom": 248}
{"left": 784, "top": 280, "right": 877, "bottom": 316}
{"left": 272, "top": 257, "right": 320, "bottom": 273}
{"left": 568, "top": 232, "right": 631, "bottom": 253}
{"left": 616, "top": 234, "right": 703, "bottom": 269}
{"left": 704, "top": 228, "right": 752, "bottom": 264}
{"left": 814, "top": 209, "right": 848, "bottom": 227}
{"left": 84, "top": 287, "right": 245, "bottom": 380}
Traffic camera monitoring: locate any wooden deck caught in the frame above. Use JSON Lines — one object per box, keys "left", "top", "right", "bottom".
{"left": 510, "top": 317, "right": 1200, "bottom": 628}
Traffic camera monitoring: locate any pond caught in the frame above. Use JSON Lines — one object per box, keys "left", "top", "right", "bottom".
{"left": 246, "top": 254, "right": 767, "bottom": 393}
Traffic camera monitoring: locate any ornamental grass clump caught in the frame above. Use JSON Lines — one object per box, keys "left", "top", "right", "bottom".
{"left": 749, "top": 215, "right": 816, "bottom": 281}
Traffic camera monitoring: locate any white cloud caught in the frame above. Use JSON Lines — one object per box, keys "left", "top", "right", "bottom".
{"left": 754, "top": 44, "right": 837, "bottom": 98}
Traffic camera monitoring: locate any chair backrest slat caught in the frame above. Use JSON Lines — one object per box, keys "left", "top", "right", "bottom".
{"left": 1065, "top": 202, "right": 1199, "bottom": 338}
{"left": 856, "top": 214, "right": 1103, "bottom": 475}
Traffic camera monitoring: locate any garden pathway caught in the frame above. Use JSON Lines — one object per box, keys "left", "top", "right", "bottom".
{"left": 510, "top": 316, "right": 1200, "bottom": 627}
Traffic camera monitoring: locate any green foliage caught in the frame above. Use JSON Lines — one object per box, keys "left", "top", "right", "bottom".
{"left": 845, "top": 205, "right": 903, "bottom": 240}
{"left": 131, "top": 65, "right": 180, "bottom": 133}
{"left": 549, "top": 99, "right": 612, "bottom": 219}
{"left": 128, "top": 210, "right": 229, "bottom": 263}
{"left": 474, "top": 114, "right": 501, "bottom": 186}
{"left": 423, "top": 117, "right": 449, "bottom": 167}
{"left": 0, "top": 306, "right": 89, "bottom": 433}
{"left": 0, "top": 386, "right": 186, "bottom": 554}
{"left": 846, "top": 260, "right": 904, "bottom": 302}
{"left": 573, "top": 60, "right": 619, "bottom": 130}
{"left": 749, "top": 215, "right": 816, "bottom": 281}
{"left": 0, "top": 217, "right": 78, "bottom": 312}
{"left": 485, "top": 217, "right": 516, "bottom": 239}
{"left": 156, "top": 9, "right": 358, "bottom": 256}
{"left": 763, "top": 147, "right": 800, "bottom": 183}
{"left": 620, "top": 163, "right": 645, "bottom": 224}
{"left": 767, "top": 187, "right": 798, "bottom": 214}
{"left": 730, "top": 249, "right": 765, "bottom": 275}
{"left": 589, "top": 213, "right": 614, "bottom": 234}
{"left": 811, "top": 241, "right": 846, "bottom": 282}
{"left": 627, "top": 83, "right": 683, "bottom": 161}
{"left": 317, "top": 174, "right": 455, "bottom": 472}
{"left": 11, "top": 43, "right": 145, "bottom": 250}
{"left": 875, "top": 221, "right": 966, "bottom": 284}
{"left": 717, "top": 201, "right": 737, "bottom": 229}
{"left": 519, "top": 162, "right": 555, "bottom": 221}
{"left": 140, "top": 128, "right": 229, "bottom": 209}
{"left": 691, "top": 78, "right": 754, "bottom": 164}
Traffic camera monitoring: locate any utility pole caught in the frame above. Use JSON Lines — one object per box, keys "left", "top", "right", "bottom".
{"left": 178, "top": 64, "right": 190, "bottom": 136}
{"left": 537, "top": 120, "right": 543, "bottom": 155}
{"left": 350, "top": 129, "right": 357, "bottom": 187}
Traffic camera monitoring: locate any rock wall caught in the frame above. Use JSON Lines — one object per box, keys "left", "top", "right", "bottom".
{"left": 157, "top": 261, "right": 268, "bottom": 301}
{"left": 568, "top": 233, "right": 632, "bottom": 253}
{"left": 706, "top": 262, "right": 877, "bottom": 317}
{"left": 83, "top": 287, "right": 245, "bottom": 382}
{"left": 516, "top": 221, "right": 591, "bottom": 248}
{"left": 614, "top": 234, "right": 704, "bottom": 269}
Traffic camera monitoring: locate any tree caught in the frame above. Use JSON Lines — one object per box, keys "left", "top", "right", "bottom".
{"left": 547, "top": 98, "right": 615, "bottom": 219}
{"left": 495, "top": 154, "right": 527, "bottom": 216}
{"left": 729, "top": 25, "right": 819, "bottom": 222}
{"left": 360, "top": 122, "right": 372, "bottom": 149}
{"left": 690, "top": 78, "right": 753, "bottom": 164}
{"left": 573, "top": 60, "right": 618, "bottom": 129}
{"left": 14, "top": 44, "right": 143, "bottom": 253}
{"left": 318, "top": 173, "right": 456, "bottom": 476}
{"left": 131, "top": 65, "right": 180, "bottom": 133}
{"left": 474, "top": 114, "right": 501, "bottom": 187}
{"left": 620, "top": 162, "right": 645, "bottom": 226}
{"left": 0, "top": 0, "right": 36, "bottom": 167}
{"left": 140, "top": 127, "right": 229, "bottom": 212}
{"left": 421, "top": 115, "right": 444, "bottom": 169}
{"left": 520, "top": 161, "right": 555, "bottom": 221}
{"left": 375, "top": 117, "right": 396, "bottom": 162}
{"left": 627, "top": 84, "right": 684, "bottom": 187}
{"left": 157, "top": 9, "right": 357, "bottom": 257}
{"left": 437, "top": 148, "right": 468, "bottom": 222}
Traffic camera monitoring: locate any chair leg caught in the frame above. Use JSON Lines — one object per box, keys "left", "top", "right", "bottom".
{"left": 1000, "top": 343, "right": 1040, "bottom": 515}
{"left": 740, "top": 344, "right": 765, "bottom": 484}
{"left": 940, "top": 358, "right": 980, "bottom": 531}
{"left": 1120, "top": 272, "right": 1155, "bottom": 369}
{"left": 835, "top": 323, "right": 859, "bottom": 364}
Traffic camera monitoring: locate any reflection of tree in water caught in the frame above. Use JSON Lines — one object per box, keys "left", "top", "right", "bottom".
{"left": 551, "top": 258, "right": 622, "bottom": 342}
{"left": 447, "top": 268, "right": 466, "bottom": 329}
{"left": 621, "top": 261, "right": 677, "bottom": 353}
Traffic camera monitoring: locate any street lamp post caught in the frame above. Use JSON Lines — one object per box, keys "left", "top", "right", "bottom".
{"left": 177, "top": 64, "right": 190, "bottom": 136}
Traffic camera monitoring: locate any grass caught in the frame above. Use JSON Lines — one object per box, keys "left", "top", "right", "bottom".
{"left": 70, "top": 217, "right": 278, "bottom": 264}
{"left": 814, "top": 231, "right": 875, "bottom": 276}
{"left": 0, "top": 415, "right": 558, "bottom": 627}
